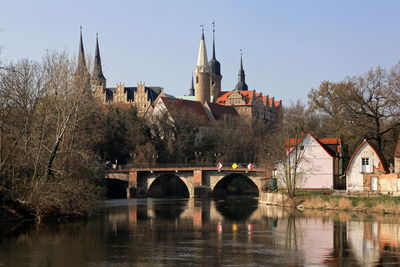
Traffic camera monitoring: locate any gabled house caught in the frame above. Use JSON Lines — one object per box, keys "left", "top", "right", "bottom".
{"left": 345, "top": 140, "right": 390, "bottom": 192}
{"left": 280, "top": 133, "right": 342, "bottom": 190}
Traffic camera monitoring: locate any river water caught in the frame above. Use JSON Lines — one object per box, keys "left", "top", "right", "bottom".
{"left": 1, "top": 197, "right": 400, "bottom": 266}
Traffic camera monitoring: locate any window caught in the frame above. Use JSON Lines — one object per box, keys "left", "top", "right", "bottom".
{"left": 361, "top": 158, "right": 371, "bottom": 173}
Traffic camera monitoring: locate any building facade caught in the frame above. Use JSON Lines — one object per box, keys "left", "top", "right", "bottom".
{"left": 279, "top": 133, "right": 343, "bottom": 190}
{"left": 187, "top": 26, "right": 282, "bottom": 124}
{"left": 75, "top": 29, "right": 163, "bottom": 116}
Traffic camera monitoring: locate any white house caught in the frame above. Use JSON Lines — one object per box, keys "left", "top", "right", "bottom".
{"left": 345, "top": 140, "right": 389, "bottom": 192}
{"left": 278, "top": 133, "right": 342, "bottom": 190}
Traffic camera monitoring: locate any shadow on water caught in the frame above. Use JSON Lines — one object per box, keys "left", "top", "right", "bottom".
{"left": 215, "top": 196, "right": 258, "bottom": 220}
{"left": 152, "top": 199, "right": 188, "bottom": 219}
{"left": 147, "top": 175, "right": 190, "bottom": 198}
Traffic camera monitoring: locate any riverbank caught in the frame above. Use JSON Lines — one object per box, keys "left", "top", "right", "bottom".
{"left": 260, "top": 192, "right": 400, "bottom": 214}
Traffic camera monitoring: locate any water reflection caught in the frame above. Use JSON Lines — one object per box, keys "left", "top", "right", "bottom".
{"left": 2, "top": 198, "right": 400, "bottom": 266}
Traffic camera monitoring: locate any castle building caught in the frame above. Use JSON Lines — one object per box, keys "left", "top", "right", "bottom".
{"left": 188, "top": 26, "right": 282, "bottom": 124}
{"left": 73, "top": 26, "right": 282, "bottom": 123}
{"left": 215, "top": 54, "right": 282, "bottom": 123}
{"left": 74, "top": 28, "right": 164, "bottom": 116}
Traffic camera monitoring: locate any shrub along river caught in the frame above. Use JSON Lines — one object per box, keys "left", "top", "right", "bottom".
{"left": 1, "top": 197, "right": 400, "bottom": 266}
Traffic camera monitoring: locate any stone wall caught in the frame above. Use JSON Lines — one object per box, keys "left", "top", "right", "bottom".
{"left": 259, "top": 192, "right": 288, "bottom": 205}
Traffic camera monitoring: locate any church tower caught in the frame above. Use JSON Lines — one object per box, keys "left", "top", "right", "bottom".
{"left": 91, "top": 33, "right": 107, "bottom": 102}
{"left": 91, "top": 33, "right": 106, "bottom": 88}
{"left": 188, "top": 74, "right": 195, "bottom": 96}
{"left": 195, "top": 28, "right": 210, "bottom": 104}
{"left": 209, "top": 22, "right": 222, "bottom": 102}
{"left": 73, "top": 26, "right": 91, "bottom": 90}
{"left": 235, "top": 51, "right": 248, "bottom": 91}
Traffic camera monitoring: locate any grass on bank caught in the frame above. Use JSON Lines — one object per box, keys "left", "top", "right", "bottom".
{"left": 299, "top": 194, "right": 400, "bottom": 214}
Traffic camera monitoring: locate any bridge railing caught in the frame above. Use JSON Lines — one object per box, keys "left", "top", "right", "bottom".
{"left": 105, "top": 162, "right": 261, "bottom": 170}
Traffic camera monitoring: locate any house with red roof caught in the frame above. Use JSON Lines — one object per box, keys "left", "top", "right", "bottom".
{"left": 345, "top": 140, "right": 391, "bottom": 192}
{"left": 279, "top": 133, "right": 343, "bottom": 190}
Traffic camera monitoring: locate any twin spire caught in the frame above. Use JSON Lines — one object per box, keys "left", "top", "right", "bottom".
{"left": 75, "top": 26, "right": 106, "bottom": 85}
{"left": 196, "top": 26, "right": 209, "bottom": 73}
{"left": 192, "top": 23, "right": 248, "bottom": 95}
{"left": 75, "top": 26, "right": 89, "bottom": 76}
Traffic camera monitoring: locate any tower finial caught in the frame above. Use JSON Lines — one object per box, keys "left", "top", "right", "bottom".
{"left": 239, "top": 49, "right": 243, "bottom": 70}
{"left": 200, "top": 24, "right": 205, "bottom": 39}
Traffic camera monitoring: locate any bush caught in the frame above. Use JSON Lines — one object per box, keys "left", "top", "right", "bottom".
{"left": 10, "top": 177, "right": 104, "bottom": 221}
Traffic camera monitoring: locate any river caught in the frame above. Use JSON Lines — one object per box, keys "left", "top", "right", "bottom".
{"left": 1, "top": 197, "right": 400, "bottom": 266}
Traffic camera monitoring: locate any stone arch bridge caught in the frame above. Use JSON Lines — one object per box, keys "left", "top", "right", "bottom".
{"left": 105, "top": 166, "right": 271, "bottom": 198}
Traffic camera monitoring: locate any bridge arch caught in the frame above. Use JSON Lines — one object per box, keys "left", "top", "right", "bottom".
{"left": 212, "top": 173, "right": 260, "bottom": 197}
{"left": 147, "top": 173, "right": 190, "bottom": 198}
{"left": 106, "top": 178, "right": 128, "bottom": 199}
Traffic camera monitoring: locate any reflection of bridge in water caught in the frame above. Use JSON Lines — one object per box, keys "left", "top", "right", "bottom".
{"left": 105, "top": 166, "right": 271, "bottom": 198}
{"left": 107, "top": 199, "right": 400, "bottom": 266}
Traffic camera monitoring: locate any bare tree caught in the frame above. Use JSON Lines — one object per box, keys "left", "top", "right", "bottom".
{"left": 309, "top": 64, "right": 400, "bottom": 156}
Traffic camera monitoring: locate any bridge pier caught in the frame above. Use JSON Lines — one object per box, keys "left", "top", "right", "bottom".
{"left": 127, "top": 171, "right": 138, "bottom": 199}
{"left": 193, "top": 170, "right": 212, "bottom": 197}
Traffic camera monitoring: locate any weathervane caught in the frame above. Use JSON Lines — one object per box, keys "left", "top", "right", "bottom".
{"left": 200, "top": 24, "right": 205, "bottom": 33}
{"left": 239, "top": 48, "right": 243, "bottom": 56}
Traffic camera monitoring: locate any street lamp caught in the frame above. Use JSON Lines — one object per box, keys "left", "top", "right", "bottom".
{"left": 195, "top": 151, "right": 202, "bottom": 164}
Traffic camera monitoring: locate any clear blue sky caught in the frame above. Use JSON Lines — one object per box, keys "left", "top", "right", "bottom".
{"left": 2, "top": 0, "right": 400, "bottom": 104}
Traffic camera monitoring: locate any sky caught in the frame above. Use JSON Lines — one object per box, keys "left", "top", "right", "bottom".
{"left": 2, "top": 0, "right": 400, "bottom": 104}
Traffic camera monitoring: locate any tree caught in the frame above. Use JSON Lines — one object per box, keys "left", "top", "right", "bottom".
{"left": 0, "top": 51, "right": 104, "bottom": 219}
{"left": 266, "top": 102, "right": 312, "bottom": 198}
{"left": 309, "top": 65, "right": 400, "bottom": 159}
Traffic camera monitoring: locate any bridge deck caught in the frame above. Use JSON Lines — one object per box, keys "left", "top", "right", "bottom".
{"left": 105, "top": 167, "right": 268, "bottom": 173}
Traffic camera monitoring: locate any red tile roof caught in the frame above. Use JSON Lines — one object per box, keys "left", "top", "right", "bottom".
{"left": 216, "top": 90, "right": 255, "bottom": 106}
{"left": 160, "top": 97, "right": 210, "bottom": 123}
{"left": 207, "top": 102, "right": 238, "bottom": 119}
{"left": 286, "top": 134, "right": 341, "bottom": 158}
{"left": 216, "top": 90, "right": 282, "bottom": 109}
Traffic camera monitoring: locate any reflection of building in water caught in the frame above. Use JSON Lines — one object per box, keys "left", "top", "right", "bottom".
{"left": 106, "top": 199, "right": 400, "bottom": 266}
{"left": 347, "top": 221, "right": 380, "bottom": 266}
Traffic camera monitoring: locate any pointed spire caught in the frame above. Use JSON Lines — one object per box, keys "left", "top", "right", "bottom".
{"left": 240, "top": 51, "right": 243, "bottom": 71}
{"left": 235, "top": 49, "right": 248, "bottom": 91}
{"left": 75, "top": 26, "right": 89, "bottom": 76}
{"left": 209, "top": 21, "right": 221, "bottom": 76}
{"left": 91, "top": 32, "right": 106, "bottom": 82}
{"left": 189, "top": 73, "right": 195, "bottom": 96}
{"left": 212, "top": 21, "right": 216, "bottom": 59}
{"left": 196, "top": 25, "right": 209, "bottom": 73}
